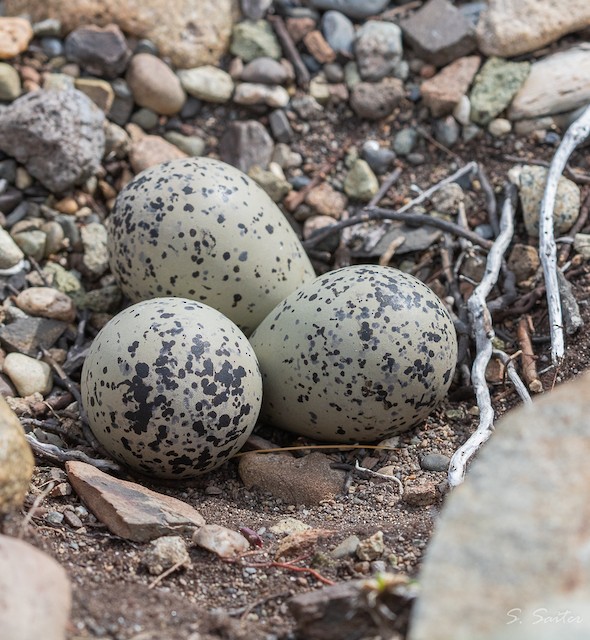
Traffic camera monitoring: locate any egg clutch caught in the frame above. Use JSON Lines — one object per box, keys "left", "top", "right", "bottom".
{"left": 81, "top": 157, "right": 457, "bottom": 479}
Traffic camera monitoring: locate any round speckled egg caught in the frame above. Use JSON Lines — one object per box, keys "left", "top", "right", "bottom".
{"left": 81, "top": 297, "right": 263, "bottom": 478}
{"left": 107, "top": 157, "right": 315, "bottom": 336}
{"left": 249, "top": 265, "right": 457, "bottom": 443}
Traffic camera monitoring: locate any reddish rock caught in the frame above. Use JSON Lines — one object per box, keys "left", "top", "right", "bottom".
{"left": 420, "top": 56, "right": 481, "bottom": 117}
{"left": 238, "top": 451, "right": 346, "bottom": 505}
{"left": 65, "top": 461, "right": 205, "bottom": 542}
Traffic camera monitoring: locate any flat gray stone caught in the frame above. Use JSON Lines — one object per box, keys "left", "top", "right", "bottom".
{"left": 409, "top": 371, "right": 590, "bottom": 640}
{"left": 400, "top": 0, "right": 476, "bottom": 67}
{"left": 219, "top": 120, "right": 274, "bottom": 173}
{"left": 0, "top": 316, "right": 67, "bottom": 356}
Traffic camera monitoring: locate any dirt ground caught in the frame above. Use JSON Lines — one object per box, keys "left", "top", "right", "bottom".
{"left": 5, "top": 67, "right": 590, "bottom": 640}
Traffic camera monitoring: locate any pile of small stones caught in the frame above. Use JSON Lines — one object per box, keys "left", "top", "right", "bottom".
{"left": 0, "top": 0, "right": 588, "bottom": 403}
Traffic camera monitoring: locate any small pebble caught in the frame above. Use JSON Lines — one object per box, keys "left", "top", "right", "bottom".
{"left": 330, "top": 535, "right": 360, "bottom": 559}
{"left": 45, "top": 511, "right": 65, "bottom": 526}
{"left": 142, "top": 536, "right": 191, "bottom": 575}
{"left": 420, "top": 453, "right": 451, "bottom": 472}
{"left": 3, "top": 352, "right": 53, "bottom": 397}
{"left": 393, "top": 128, "right": 418, "bottom": 156}
{"left": 433, "top": 116, "right": 460, "bottom": 147}
{"left": 487, "top": 117, "right": 512, "bottom": 137}
{"left": 0, "top": 228, "right": 25, "bottom": 269}
{"left": 361, "top": 139, "right": 395, "bottom": 175}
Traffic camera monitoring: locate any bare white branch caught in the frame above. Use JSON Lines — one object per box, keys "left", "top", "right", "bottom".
{"left": 539, "top": 104, "right": 590, "bottom": 364}
{"left": 448, "top": 186, "right": 516, "bottom": 488}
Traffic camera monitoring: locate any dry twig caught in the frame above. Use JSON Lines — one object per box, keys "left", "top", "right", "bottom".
{"left": 538, "top": 104, "right": 590, "bottom": 364}
{"left": 267, "top": 15, "right": 310, "bottom": 90}
{"left": 448, "top": 185, "right": 516, "bottom": 488}
{"left": 516, "top": 315, "right": 543, "bottom": 394}
{"left": 492, "top": 350, "right": 532, "bottom": 404}
{"left": 148, "top": 560, "right": 188, "bottom": 590}
{"left": 25, "top": 434, "right": 123, "bottom": 473}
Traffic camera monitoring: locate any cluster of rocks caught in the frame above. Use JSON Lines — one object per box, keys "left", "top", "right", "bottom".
{"left": 0, "top": 0, "right": 587, "bottom": 403}
{"left": 1, "top": 0, "right": 590, "bottom": 638}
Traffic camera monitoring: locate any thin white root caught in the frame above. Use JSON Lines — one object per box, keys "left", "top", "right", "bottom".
{"left": 492, "top": 350, "right": 533, "bottom": 405}
{"left": 539, "top": 103, "right": 590, "bottom": 364}
{"left": 448, "top": 186, "right": 516, "bottom": 488}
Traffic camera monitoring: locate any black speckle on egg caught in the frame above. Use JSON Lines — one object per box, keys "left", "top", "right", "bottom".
{"left": 81, "top": 297, "right": 263, "bottom": 479}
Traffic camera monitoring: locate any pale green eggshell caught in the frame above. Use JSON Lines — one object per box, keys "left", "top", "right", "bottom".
{"left": 107, "top": 157, "right": 315, "bottom": 336}
{"left": 249, "top": 265, "right": 458, "bottom": 443}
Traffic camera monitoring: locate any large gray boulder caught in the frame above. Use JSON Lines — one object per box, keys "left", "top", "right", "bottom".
{"left": 410, "top": 371, "right": 590, "bottom": 639}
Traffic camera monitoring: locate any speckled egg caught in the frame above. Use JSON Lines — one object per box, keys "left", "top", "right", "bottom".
{"left": 249, "top": 265, "right": 457, "bottom": 443}
{"left": 107, "top": 157, "right": 315, "bottom": 336}
{"left": 81, "top": 297, "right": 263, "bottom": 478}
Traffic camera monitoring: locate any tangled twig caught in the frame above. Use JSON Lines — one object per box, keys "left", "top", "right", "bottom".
{"left": 448, "top": 185, "right": 516, "bottom": 488}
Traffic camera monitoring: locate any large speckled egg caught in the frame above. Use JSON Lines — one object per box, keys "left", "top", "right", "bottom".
{"left": 107, "top": 157, "right": 315, "bottom": 336}
{"left": 249, "top": 265, "right": 457, "bottom": 443}
{"left": 81, "top": 297, "right": 262, "bottom": 478}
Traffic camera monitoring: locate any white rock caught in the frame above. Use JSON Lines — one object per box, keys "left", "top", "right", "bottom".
{"left": 3, "top": 352, "right": 53, "bottom": 397}
{"left": 0, "top": 227, "right": 24, "bottom": 269}
{"left": 574, "top": 233, "right": 590, "bottom": 259}
{"left": 0, "top": 534, "right": 71, "bottom": 640}
{"left": 509, "top": 44, "right": 590, "bottom": 120}
{"left": 233, "top": 83, "right": 290, "bottom": 108}
{"left": 452, "top": 94, "right": 471, "bottom": 126}
{"left": 487, "top": 117, "right": 511, "bottom": 137}
{"left": 177, "top": 65, "right": 234, "bottom": 103}
{"left": 408, "top": 371, "right": 590, "bottom": 640}
{"left": 142, "top": 535, "right": 191, "bottom": 575}
{"left": 80, "top": 222, "right": 109, "bottom": 277}
{"left": 477, "top": 0, "right": 590, "bottom": 57}
{"left": 192, "top": 524, "right": 250, "bottom": 558}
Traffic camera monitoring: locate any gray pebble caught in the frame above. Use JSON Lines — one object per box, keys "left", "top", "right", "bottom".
{"left": 180, "top": 96, "right": 201, "bottom": 119}
{"left": 164, "top": 131, "right": 205, "bottom": 157}
{"left": 407, "top": 152, "right": 426, "bottom": 166}
{"left": 330, "top": 534, "right": 360, "bottom": 559}
{"left": 45, "top": 511, "right": 65, "bottom": 525}
{"left": 362, "top": 140, "right": 395, "bottom": 175}
{"left": 130, "top": 107, "right": 159, "bottom": 130}
{"left": 40, "top": 37, "right": 64, "bottom": 58}
{"left": 134, "top": 38, "right": 159, "bottom": 56}
{"left": 269, "top": 109, "right": 293, "bottom": 143}
{"left": 420, "top": 453, "right": 451, "bottom": 472}
{"left": 324, "top": 62, "right": 344, "bottom": 83}
{"left": 393, "top": 128, "right": 418, "bottom": 156}
{"left": 474, "top": 223, "right": 495, "bottom": 239}
{"left": 321, "top": 10, "right": 355, "bottom": 55}
{"left": 434, "top": 116, "right": 460, "bottom": 148}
